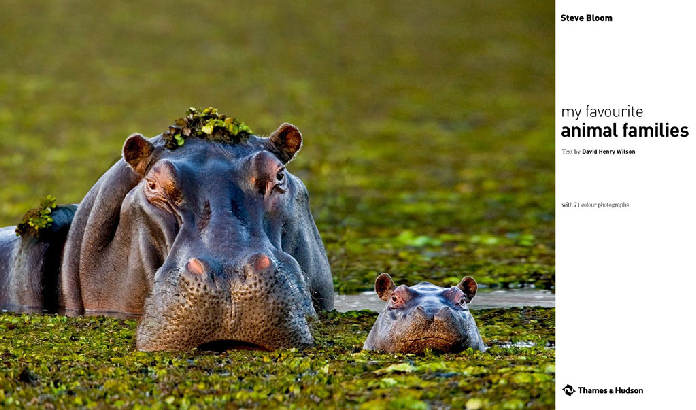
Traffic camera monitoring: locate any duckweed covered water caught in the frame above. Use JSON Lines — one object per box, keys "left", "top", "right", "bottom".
{"left": 0, "top": 309, "right": 554, "bottom": 409}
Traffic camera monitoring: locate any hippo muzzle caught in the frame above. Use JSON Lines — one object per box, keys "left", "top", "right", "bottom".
{"left": 136, "top": 251, "right": 316, "bottom": 352}
{"left": 364, "top": 273, "right": 486, "bottom": 354}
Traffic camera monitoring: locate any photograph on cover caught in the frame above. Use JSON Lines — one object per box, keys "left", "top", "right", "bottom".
{"left": 0, "top": 1, "right": 554, "bottom": 408}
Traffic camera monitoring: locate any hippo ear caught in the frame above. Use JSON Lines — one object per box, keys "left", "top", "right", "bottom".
{"left": 375, "top": 273, "right": 396, "bottom": 301}
{"left": 267, "top": 123, "right": 302, "bottom": 164}
{"left": 123, "top": 133, "right": 155, "bottom": 176}
{"left": 457, "top": 277, "right": 478, "bottom": 303}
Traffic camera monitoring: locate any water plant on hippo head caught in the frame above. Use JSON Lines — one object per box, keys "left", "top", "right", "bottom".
{"left": 0, "top": 108, "right": 333, "bottom": 352}
{"left": 364, "top": 273, "right": 486, "bottom": 354}
{"left": 161, "top": 107, "right": 254, "bottom": 150}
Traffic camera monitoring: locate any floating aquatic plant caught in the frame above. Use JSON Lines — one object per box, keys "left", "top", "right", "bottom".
{"left": 0, "top": 308, "right": 555, "bottom": 409}
{"left": 15, "top": 195, "right": 57, "bottom": 237}
{"left": 162, "top": 107, "right": 253, "bottom": 149}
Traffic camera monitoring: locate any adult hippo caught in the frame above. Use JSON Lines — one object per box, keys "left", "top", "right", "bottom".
{"left": 363, "top": 273, "right": 485, "bottom": 353}
{"left": 0, "top": 108, "right": 334, "bottom": 351}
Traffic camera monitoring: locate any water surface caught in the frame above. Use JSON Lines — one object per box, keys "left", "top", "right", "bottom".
{"left": 2, "top": 289, "right": 554, "bottom": 318}
{"left": 333, "top": 289, "right": 555, "bottom": 312}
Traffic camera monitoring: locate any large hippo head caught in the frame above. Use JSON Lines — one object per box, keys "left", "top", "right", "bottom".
{"left": 59, "top": 113, "right": 333, "bottom": 351}
{"left": 363, "top": 273, "right": 485, "bottom": 353}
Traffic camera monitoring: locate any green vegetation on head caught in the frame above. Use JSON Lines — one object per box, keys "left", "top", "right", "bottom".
{"left": 15, "top": 195, "right": 58, "bottom": 237}
{"left": 162, "top": 107, "right": 253, "bottom": 149}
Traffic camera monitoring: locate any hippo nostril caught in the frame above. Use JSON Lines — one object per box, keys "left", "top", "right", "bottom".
{"left": 186, "top": 258, "right": 206, "bottom": 275}
{"left": 414, "top": 305, "right": 434, "bottom": 322}
{"left": 248, "top": 253, "right": 273, "bottom": 273}
{"left": 435, "top": 306, "right": 453, "bottom": 322}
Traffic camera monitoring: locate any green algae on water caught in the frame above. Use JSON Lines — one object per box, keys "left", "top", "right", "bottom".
{"left": 162, "top": 107, "right": 253, "bottom": 149}
{"left": 0, "top": 308, "right": 555, "bottom": 409}
{"left": 15, "top": 195, "right": 58, "bottom": 237}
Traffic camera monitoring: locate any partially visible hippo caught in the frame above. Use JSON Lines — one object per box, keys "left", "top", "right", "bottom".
{"left": 363, "top": 273, "right": 485, "bottom": 353}
{"left": 0, "top": 109, "right": 333, "bottom": 351}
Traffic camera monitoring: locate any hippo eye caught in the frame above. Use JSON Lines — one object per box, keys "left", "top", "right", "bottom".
{"left": 389, "top": 294, "right": 403, "bottom": 308}
{"left": 271, "top": 167, "right": 287, "bottom": 194}
{"left": 147, "top": 181, "right": 157, "bottom": 191}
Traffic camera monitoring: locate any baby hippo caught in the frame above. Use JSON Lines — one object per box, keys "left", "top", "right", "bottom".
{"left": 363, "top": 273, "right": 485, "bottom": 353}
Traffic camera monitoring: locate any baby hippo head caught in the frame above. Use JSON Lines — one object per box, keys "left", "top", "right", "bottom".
{"left": 363, "top": 273, "right": 486, "bottom": 354}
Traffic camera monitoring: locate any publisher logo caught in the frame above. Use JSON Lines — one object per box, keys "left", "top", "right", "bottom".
{"left": 563, "top": 384, "right": 644, "bottom": 396}
{"left": 563, "top": 384, "right": 576, "bottom": 396}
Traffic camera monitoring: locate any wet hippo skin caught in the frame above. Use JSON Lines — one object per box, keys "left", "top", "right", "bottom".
{"left": 0, "top": 122, "right": 334, "bottom": 351}
{"left": 363, "top": 273, "right": 486, "bottom": 353}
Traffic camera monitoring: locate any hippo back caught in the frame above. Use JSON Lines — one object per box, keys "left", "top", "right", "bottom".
{"left": 0, "top": 205, "right": 77, "bottom": 311}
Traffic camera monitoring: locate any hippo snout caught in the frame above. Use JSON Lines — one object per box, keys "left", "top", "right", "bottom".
{"left": 412, "top": 304, "right": 455, "bottom": 325}
{"left": 136, "top": 250, "right": 316, "bottom": 352}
